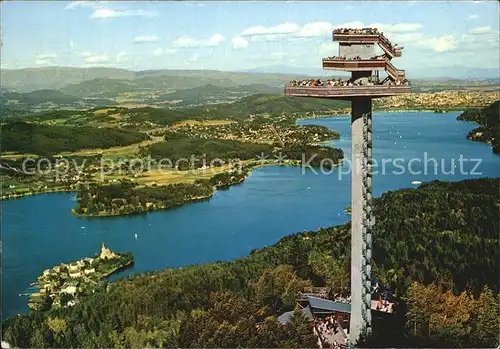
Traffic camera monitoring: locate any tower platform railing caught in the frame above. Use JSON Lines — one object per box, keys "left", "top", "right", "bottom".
{"left": 284, "top": 85, "right": 411, "bottom": 99}
{"left": 322, "top": 57, "right": 406, "bottom": 81}
{"left": 332, "top": 31, "right": 402, "bottom": 58}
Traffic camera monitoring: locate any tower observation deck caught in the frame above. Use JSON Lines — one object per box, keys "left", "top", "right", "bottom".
{"left": 284, "top": 27, "right": 410, "bottom": 347}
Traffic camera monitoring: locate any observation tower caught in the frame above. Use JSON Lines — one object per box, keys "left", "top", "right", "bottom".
{"left": 284, "top": 27, "right": 410, "bottom": 346}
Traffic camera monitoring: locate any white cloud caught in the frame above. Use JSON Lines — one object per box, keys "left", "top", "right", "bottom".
{"left": 185, "top": 2, "right": 205, "bottom": 7}
{"left": 91, "top": 8, "right": 157, "bottom": 19}
{"left": 186, "top": 54, "right": 200, "bottom": 63}
{"left": 172, "top": 36, "right": 200, "bottom": 48}
{"left": 35, "top": 53, "right": 57, "bottom": 65}
{"left": 469, "top": 26, "right": 492, "bottom": 35}
{"left": 237, "top": 21, "right": 422, "bottom": 47}
{"left": 36, "top": 53, "right": 57, "bottom": 59}
{"left": 133, "top": 35, "right": 159, "bottom": 44}
{"left": 384, "top": 23, "right": 422, "bottom": 33}
{"left": 80, "top": 51, "right": 92, "bottom": 57}
{"left": 65, "top": 1, "right": 107, "bottom": 10}
{"left": 319, "top": 42, "right": 338, "bottom": 55}
{"left": 390, "top": 32, "right": 425, "bottom": 44}
{"left": 416, "top": 35, "right": 457, "bottom": 52}
{"left": 35, "top": 59, "right": 51, "bottom": 65}
{"left": 459, "top": 34, "right": 476, "bottom": 44}
{"left": 231, "top": 37, "right": 248, "bottom": 50}
{"left": 165, "top": 48, "right": 178, "bottom": 55}
{"left": 250, "top": 34, "right": 287, "bottom": 42}
{"left": 295, "top": 22, "right": 332, "bottom": 37}
{"left": 205, "top": 34, "right": 225, "bottom": 47}
{"left": 152, "top": 48, "right": 178, "bottom": 56}
{"left": 85, "top": 54, "right": 110, "bottom": 63}
{"left": 248, "top": 53, "right": 263, "bottom": 60}
{"left": 270, "top": 52, "right": 286, "bottom": 61}
{"left": 171, "top": 34, "right": 225, "bottom": 48}
{"left": 241, "top": 22, "right": 299, "bottom": 36}
{"left": 468, "top": 14, "right": 479, "bottom": 20}
{"left": 116, "top": 51, "right": 128, "bottom": 63}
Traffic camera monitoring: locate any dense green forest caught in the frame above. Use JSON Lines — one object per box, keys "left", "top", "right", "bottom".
{"left": 457, "top": 100, "right": 499, "bottom": 154}
{"left": 1, "top": 121, "right": 148, "bottom": 155}
{"left": 3, "top": 177, "right": 499, "bottom": 348}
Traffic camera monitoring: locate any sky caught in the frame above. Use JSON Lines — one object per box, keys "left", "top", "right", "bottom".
{"left": 1, "top": 1, "right": 499, "bottom": 75}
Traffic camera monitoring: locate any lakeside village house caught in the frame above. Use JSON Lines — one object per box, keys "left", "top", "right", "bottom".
{"left": 39, "top": 243, "right": 117, "bottom": 302}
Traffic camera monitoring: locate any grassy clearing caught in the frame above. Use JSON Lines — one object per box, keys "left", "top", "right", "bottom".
{"left": 171, "top": 119, "right": 236, "bottom": 128}
{"left": 134, "top": 163, "right": 236, "bottom": 186}
{"left": 57, "top": 136, "right": 163, "bottom": 157}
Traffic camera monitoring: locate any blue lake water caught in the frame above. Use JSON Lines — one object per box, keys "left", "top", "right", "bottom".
{"left": 3, "top": 111, "right": 499, "bottom": 319}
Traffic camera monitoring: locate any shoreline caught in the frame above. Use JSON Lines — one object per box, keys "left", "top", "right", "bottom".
{"left": 1, "top": 187, "right": 74, "bottom": 201}
{"left": 72, "top": 159, "right": 342, "bottom": 218}
{"left": 296, "top": 108, "right": 464, "bottom": 121}
{"left": 1, "top": 158, "right": 342, "bottom": 211}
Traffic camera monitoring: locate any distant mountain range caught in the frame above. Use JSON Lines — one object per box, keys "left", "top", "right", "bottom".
{"left": 2, "top": 66, "right": 498, "bottom": 94}
{"left": 407, "top": 66, "right": 500, "bottom": 80}
{"left": 0, "top": 67, "right": 300, "bottom": 93}
{"left": 244, "top": 65, "right": 500, "bottom": 81}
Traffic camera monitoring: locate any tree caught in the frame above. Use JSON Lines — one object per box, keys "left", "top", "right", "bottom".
{"left": 46, "top": 317, "right": 68, "bottom": 347}
{"left": 308, "top": 250, "right": 349, "bottom": 295}
{"left": 287, "top": 308, "right": 317, "bottom": 348}
{"left": 471, "top": 286, "right": 500, "bottom": 347}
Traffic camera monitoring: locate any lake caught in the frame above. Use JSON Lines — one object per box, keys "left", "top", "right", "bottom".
{"left": 3, "top": 111, "right": 499, "bottom": 319}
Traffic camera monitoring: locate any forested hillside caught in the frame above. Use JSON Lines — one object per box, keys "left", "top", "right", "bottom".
{"left": 457, "top": 100, "right": 500, "bottom": 154}
{"left": 119, "top": 94, "right": 348, "bottom": 126}
{"left": 0, "top": 90, "right": 112, "bottom": 118}
{"left": 1, "top": 121, "right": 148, "bottom": 155}
{"left": 154, "top": 83, "right": 281, "bottom": 106}
{"left": 3, "top": 178, "right": 498, "bottom": 348}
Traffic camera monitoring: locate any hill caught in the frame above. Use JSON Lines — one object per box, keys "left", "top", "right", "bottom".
{"left": 1, "top": 89, "right": 81, "bottom": 106}
{"left": 457, "top": 100, "right": 500, "bottom": 154}
{"left": 1, "top": 67, "right": 305, "bottom": 93}
{"left": 0, "top": 67, "right": 135, "bottom": 92}
{"left": 125, "top": 94, "right": 350, "bottom": 126}
{"left": 1, "top": 121, "right": 148, "bottom": 155}
{"left": 59, "top": 78, "right": 138, "bottom": 98}
{"left": 155, "top": 83, "right": 282, "bottom": 106}
{"left": 58, "top": 76, "right": 242, "bottom": 99}
{"left": 2, "top": 177, "right": 498, "bottom": 348}
{"left": 0, "top": 89, "right": 113, "bottom": 118}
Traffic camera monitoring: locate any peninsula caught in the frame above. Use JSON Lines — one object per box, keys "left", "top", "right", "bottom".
{"left": 27, "top": 244, "right": 133, "bottom": 311}
{"left": 457, "top": 100, "right": 499, "bottom": 154}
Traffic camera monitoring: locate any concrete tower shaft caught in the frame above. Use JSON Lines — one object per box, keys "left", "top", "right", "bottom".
{"left": 350, "top": 97, "right": 374, "bottom": 344}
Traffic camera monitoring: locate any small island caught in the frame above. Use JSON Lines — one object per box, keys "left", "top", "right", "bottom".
{"left": 27, "top": 243, "right": 133, "bottom": 311}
